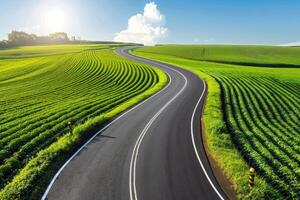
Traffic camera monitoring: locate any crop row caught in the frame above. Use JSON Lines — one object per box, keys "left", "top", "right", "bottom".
{"left": 213, "top": 72, "right": 300, "bottom": 198}
{"left": 0, "top": 47, "right": 159, "bottom": 189}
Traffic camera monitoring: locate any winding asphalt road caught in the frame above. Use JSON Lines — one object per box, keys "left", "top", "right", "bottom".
{"left": 43, "top": 47, "right": 227, "bottom": 200}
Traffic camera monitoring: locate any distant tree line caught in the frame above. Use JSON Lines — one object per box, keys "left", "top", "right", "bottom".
{"left": 0, "top": 31, "right": 75, "bottom": 49}
{"left": 0, "top": 30, "right": 143, "bottom": 49}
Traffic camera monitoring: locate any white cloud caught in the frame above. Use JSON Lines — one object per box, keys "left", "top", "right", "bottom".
{"left": 114, "top": 2, "right": 167, "bottom": 46}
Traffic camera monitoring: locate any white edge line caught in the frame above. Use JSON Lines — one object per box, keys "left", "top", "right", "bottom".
{"left": 190, "top": 80, "right": 225, "bottom": 200}
{"left": 41, "top": 48, "right": 172, "bottom": 200}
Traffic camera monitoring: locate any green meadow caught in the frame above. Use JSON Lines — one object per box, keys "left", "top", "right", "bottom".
{"left": 0, "top": 44, "right": 167, "bottom": 199}
{"left": 133, "top": 45, "right": 300, "bottom": 199}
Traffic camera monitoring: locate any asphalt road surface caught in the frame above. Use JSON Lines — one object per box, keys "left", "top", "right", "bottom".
{"left": 43, "top": 47, "right": 227, "bottom": 200}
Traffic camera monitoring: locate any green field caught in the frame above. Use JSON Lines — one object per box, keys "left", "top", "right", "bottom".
{"left": 133, "top": 45, "right": 300, "bottom": 199}
{"left": 0, "top": 44, "right": 167, "bottom": 198}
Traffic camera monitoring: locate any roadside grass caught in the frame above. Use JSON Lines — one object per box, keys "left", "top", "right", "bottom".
{"left": 132, "top": 45, "right": 300, "bottom": 200}
{"left": 0, "top": 45, "right": 167, "bottom": 199}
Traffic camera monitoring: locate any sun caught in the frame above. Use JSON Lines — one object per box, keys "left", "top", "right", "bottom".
{"left": 43, "top": 8, "right": 67, "bottom": 33}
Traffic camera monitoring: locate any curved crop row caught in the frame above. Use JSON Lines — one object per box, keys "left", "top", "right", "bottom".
{"left": 213, "top": 73, "right": 300, "bottom": 198}
{"left": 0, "top": 45, "right": 163, "bottom": 191}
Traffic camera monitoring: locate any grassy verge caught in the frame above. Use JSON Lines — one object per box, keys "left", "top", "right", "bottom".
{"left": 131, "top": 50, "right": 281, "bottom": 199}
{"left": 0, "top": 53, "right": 167, "bottom": 200}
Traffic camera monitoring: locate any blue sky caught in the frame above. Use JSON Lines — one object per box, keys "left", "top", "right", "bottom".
{"left": 1, "top": 0, "right": 300, "bottom": 45}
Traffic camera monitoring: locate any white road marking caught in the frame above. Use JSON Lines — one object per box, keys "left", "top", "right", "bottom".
{"left": 128, "top": 51, "right": 225, "bottom": 200}
{"left": 129, "top": 65, "right": 187, "bottom": 200}
{"left": 190, "top": 81, "right": 225, "bottom": 200}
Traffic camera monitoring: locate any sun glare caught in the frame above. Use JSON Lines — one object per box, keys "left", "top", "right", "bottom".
{"left": 43, "top": 8, "right": 67, "bottom": 33}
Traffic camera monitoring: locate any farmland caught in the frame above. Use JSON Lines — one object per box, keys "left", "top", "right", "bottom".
{"left": 133, "top": 45, "right": 300, "bottom": 199}
{"left": 0, "top": 44, "right": 167, "bottom": 198}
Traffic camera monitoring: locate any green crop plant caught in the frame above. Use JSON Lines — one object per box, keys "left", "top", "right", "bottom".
{"left": 0, "top": 44, "right": 167, "bottom": 199}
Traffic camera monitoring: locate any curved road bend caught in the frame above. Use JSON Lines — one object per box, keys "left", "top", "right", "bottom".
{"left": 44, "top": 47, "right": 227, "bottom": 200}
